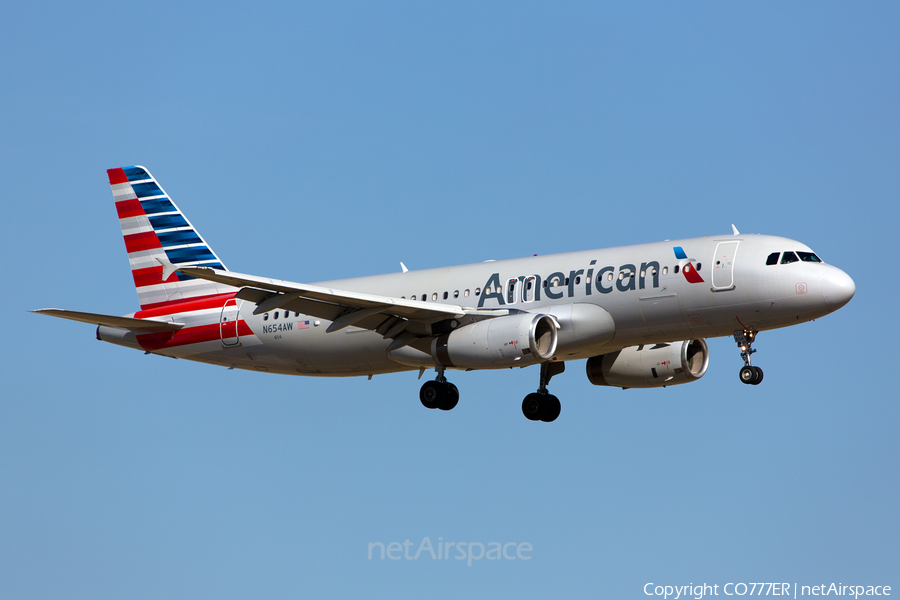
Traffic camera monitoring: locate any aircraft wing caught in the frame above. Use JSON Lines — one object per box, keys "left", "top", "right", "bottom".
{"left": 32, "top": 309, "right": 185, "bottom": 332}
{"left": 176, "top": 266, "right": 508, "bottom": 346}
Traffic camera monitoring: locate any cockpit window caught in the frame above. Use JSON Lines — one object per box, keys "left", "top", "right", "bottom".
{"left": 766, "top": 252, "right": 780, "bottom": 266}
{"left": 780, "top": 252, "right": 799, "bottom": 264}
{"left": 797, "top": 251, "right": 822, "bottom": 263}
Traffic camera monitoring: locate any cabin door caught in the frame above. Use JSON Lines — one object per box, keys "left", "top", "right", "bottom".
{"left": 712, "top": 241, "right": 739, "bottom": 291}
{"left": 220, "top": 298, "right": 241, "bottom": 346}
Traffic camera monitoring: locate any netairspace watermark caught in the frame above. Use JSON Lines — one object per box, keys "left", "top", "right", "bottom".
{"left": 368, "top": 537, "right": 532, "bottom": 567}
{"left": 644, "top": 582, "right": 892, "bottom": 599}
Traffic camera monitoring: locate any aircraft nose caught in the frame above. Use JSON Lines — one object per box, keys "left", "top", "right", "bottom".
{"left": 820, "top": 266, "right": 855, "bottom": 309}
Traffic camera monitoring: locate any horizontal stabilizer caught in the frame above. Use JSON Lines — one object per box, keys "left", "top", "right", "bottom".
{"left": 32, "top": 309, "right": 184, "bottom": 332}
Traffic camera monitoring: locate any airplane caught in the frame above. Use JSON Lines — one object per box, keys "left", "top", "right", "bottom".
{"left": 34, "top": 166, "right": 856, "bottom": 422}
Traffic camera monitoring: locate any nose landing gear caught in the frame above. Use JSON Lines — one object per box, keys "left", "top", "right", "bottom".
{"left": 522, "top": 362, "right": 564, "bottom": 422}
{"left": 419, "top": 367, "right": 459, "bottom": 411}
{"left": 734, "top": 329, "right": 764, "bottom": 385}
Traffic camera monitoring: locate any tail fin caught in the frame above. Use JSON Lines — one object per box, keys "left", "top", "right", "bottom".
{"left": 107, "top": 166, "right": 237, "bottom": 310}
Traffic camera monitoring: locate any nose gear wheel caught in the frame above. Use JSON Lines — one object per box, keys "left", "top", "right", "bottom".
{"left": 734, "top": 329, "right": 764, "bottom": 385}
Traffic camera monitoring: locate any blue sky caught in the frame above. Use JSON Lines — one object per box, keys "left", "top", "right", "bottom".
{"left": 2, "top": 2, "right": 897, "bottom": 598}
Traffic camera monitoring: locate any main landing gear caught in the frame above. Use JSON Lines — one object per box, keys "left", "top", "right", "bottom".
{"left": 419, "top": 367, "right": 459, "bottom": 411}
{"left": 522, "top": 362, "right": 565, "bottom": 423}
{"left": 419, "top": 362, "right": 566, "bottom": 422}
{"left": 734, "top": 329, "right": 764, "bottom": 385}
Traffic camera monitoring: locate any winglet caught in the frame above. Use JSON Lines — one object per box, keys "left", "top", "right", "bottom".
{"left": 156, "top": 257, "right": 180, "bottom": 281}
{"left": 731, "top": 224, "right": 740, "bottom": 235}
{"left": 400, "top": 262, "right": 409, "bottom": 273}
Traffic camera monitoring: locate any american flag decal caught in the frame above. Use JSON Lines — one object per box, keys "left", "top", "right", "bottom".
{"left": 297, "top": 320, "right": 310, "bottom": 329}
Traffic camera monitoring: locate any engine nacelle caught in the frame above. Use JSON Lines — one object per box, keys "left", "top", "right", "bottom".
{"left": 432, "top": 313, "right": 558, "bottom": 369}
{"left": 586, "top": 339, "right": 709, "bottom": 389}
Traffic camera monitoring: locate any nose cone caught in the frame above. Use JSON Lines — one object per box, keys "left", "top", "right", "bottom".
{"left": 821, "top": 266, "right": 856, "bottom": 309}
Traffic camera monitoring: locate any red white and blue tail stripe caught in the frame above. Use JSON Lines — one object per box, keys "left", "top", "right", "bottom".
{"left": 108, "top": 166, "right": 237, "bottom": 310}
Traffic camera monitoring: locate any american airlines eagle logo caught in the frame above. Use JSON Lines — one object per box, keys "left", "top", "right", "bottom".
{"left": 673, "top": 246, "right": 705, "bottom": 284}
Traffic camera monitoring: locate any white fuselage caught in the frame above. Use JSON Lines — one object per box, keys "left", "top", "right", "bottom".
{"left": 100, "top": 233, "right": 854, "bottom": 377}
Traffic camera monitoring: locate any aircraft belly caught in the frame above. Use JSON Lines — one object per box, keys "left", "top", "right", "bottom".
{"left": 298, "top": 325, "right": 399, "bottom": 374}
{"left": 638, "top": 293, "right": 689, "bottom": 339}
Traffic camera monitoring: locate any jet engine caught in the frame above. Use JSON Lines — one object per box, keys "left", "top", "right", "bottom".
{"left": 431, "top": 313, "right": 558, "bottom": 369}
{"left": 586, "top": 339, "right": 709, "bottom": 389}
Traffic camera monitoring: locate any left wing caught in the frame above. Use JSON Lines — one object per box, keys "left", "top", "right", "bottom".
{"left": 176, "top": 265, "right": 509, "bottom": 350}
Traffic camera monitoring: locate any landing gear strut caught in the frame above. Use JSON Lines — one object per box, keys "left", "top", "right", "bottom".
{"left": 522, "top": 362, "right": 564, "bottom": 422}
{"left": 734, "top": 329, "right": 764, "bottom": 385}
{"left": 420, "top": 367, "right": 459, "bottom": 411}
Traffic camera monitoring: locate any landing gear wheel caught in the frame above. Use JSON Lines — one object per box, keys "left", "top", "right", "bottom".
{"left": 734, "top": 329, "right": 764, "bottom": 386}
{"left": 522, "top": 362, "right": 566, "bottom": 422}
{"left": 439, "top": 383, "right": 459, "bottom": 411}
{"left": 739, "top": 366, "right": 756, "bottom": 385}
{"left": 522, "top": 393, "right": 561, "bottom": 422}
{"left": 522, "top": 393, "right": 543, "bottom": 421}
{"left": 750, "top": 366, "right": 764, "bottom": 385}
{"left": 541, "top": 395, "right": 561, "bottom": 422}
{"left": 420, "top": 380, "right": 445, "bottom": 409}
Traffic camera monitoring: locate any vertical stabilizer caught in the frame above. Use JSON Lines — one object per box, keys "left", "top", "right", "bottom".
{"left": 107, "top": 166, "right": 237, "bottom": 310}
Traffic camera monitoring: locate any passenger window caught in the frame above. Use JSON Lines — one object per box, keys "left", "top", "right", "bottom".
{"left": 464, "top": 289, "right": 469, "bottom": 298}
{"left": 411, "top": 295, "right": 416, "bottom": 300}
{"left": 766, "top": 252, "right": 780, "bottom": 266}
{"left": 475, "top": 288, "right": 481, "bottom": 296}
{"left": 696, "top": 263, "right": 701, "bottom": 271}
{"left": 662, "top": 267, "right": 668, "bottom": 275}
{"left": 443, "top": 291, "right": 448, "bottom": 300}
{"left": 263, "top": 313, "right": 269, "bottom": 321}
{"left": 781, "top": 252, "right": 799, "bottom": 264}
{"left": 607, "top": 272, "right": 613, "bottom": 281}
{"left": 797, "top": 251, "right": 822, "bottom": 263}
{"left": 273, "top": 311, "right": 278, "bottom": 319}
{"left": 507, "top": 278, "right": 518, "bottom": 304}
{"left": 454, "top": 290, "right": 459, "bottom": 298}
{"left": 432, "top": 293, "right": 437, "bottom": 301}
{"left": 674, "top": 265, "right": 680, "bottom": 273}
{"left": 575, "top": 276, "right": 581, "bottom": 285}
{"left": 523, "top": 277, "right": 536, "bottom": 302}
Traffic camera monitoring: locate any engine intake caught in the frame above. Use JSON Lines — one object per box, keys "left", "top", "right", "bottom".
{"left": 432, "top": 313, "right": 558, "bottom": 369}
{"left": 586, "top": 339, "right": 709, "bottom": 389}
